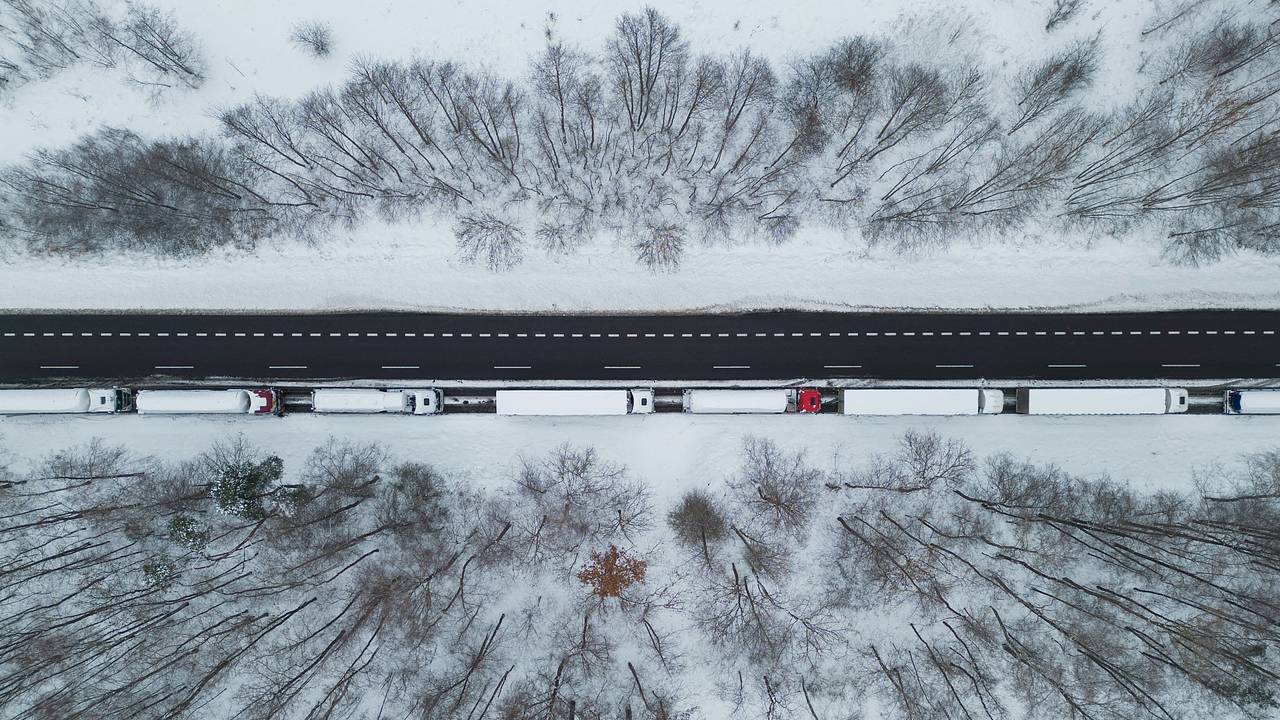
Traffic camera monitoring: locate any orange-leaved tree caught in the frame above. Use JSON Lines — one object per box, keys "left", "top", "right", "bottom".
{"left": 577, "top": 545, "right": 647, "bottom": 598}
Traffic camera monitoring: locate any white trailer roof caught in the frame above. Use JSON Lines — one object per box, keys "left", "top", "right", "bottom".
{"left": 496, "top": 390, "right": 630, "bottom": 416}
{"left": 0, "top": 389, "right": 90, "bottom": 414}
{"left": 840, "top": 389, "right": 979, "bottom": 415}
{"left": 137, "top": 390, "right": 251, "bottom": 414}
{"left": 684, "top": 390, "right": 789, "bottom": 414}
{"left": 312, "top": 389, "right": 407, "bottom": 413}
{"left": 1235, "top": 391, "right": 1280, "bottom": 414}
{"left": 1021, "top": 388, "right": 1170, "bottom": 415}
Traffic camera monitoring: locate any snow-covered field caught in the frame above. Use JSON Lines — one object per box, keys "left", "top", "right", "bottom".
{"left": 1, "top": 412, "right": 1271, "bottom": 496}
{"left": 2, "top": 0, "right": 1278, "bottom": 313}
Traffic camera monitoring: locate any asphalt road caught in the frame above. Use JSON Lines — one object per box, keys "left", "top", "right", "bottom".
{"left": 0, "top": 310, "right": 1277, "bottom": 382}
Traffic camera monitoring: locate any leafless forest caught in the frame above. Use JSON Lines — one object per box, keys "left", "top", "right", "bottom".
{"left": 1, "top": 431, "right": 1279, "bottom": 719}
{"left": 1, "top": 2, "right": 1278, "bottom": 268}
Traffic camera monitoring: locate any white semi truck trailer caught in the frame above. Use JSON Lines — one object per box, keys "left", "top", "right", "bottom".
{"left": 839, "top": 389, "right": 1004, "bottom": 415}
{"left": 0, "top": 388, "right": 133, "bottom": 414}
{"left": 1015, "top": 388, "right": 1188, "bottom": 415}
{"left": 1225, "top": 390, "right": 1280, "bottom": 415}
{"left": 681, "top": 389, "right": 822, "bottom": 414}
{"left": 136, "top": 389, "right": 281, "bottom": 416}
{"left": 496, "top": 389, "right": 655, "bottom": 416}
{"left": 311, "top": 388, "right": 442, "bottom": 415}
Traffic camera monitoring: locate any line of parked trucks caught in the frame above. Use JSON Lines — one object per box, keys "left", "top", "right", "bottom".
{"left": 1, "top": 386, "right": 1278, "bottom": 416}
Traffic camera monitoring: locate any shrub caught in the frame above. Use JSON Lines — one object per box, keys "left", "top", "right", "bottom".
{"left": 577, "top": 545, "right": 647, "bottom": 598}
{"left": 668, "top": 490, "right": 728, "bottom": 548}
{"left": 290, "top": 20, "right": 333, "bottom": 58}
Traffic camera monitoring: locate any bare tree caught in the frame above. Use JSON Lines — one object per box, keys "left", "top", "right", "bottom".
{"left": 632, "top": 220, "right": 685, "bottom": 270}
{"left": 454, "top": 210, "right": 526, "bottom": 270}
{"left": 607, "top": 7, "right": 688, "bottom": 132}
{"left": 729, "top": 437, "right": 823, "bottom": 541}
{"left": 1008, "top": 39, "right": 1099, "bottom": 135}
{"left": 1044, "top": 0, "right": 1086, "bottom": 32}
{"left": 95, "top": 2, "right": 205, "bottom": 90}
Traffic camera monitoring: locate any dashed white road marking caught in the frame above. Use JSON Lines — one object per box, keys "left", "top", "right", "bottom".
{"left": 1048, "top": 364, "right": 1087, "bottom": 368}
{"left": 604, "top": 365, "right": 641, "bottom": 370}
{"left": 1161, "top": 364, "right": 1201, "bottom": 368}
{"left": 493, "top": 365, "right": 532, "bottom": 370}
{"left": 40, "top": 365, "right": 78, "bottom": 369}
{"left": 935, "top": 364, "right": 975, "bottom": 368}
{"left": 155, "top": 365, "right": 194, "bottom": 370}
{"left": 713, "top": 365, "right": 751, "bottom": 369}
{"left": 823, "top": 365, "right": 862, "bottom": 369}
{"left": 268, "top": 365, "right": 307, "bottom": 370}
{"left": 381, "top": 365, "right": 419, "bottom": 370}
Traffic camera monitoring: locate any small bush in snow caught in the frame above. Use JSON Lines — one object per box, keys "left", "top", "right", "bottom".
{"left": 142, "top": 556, "right": 177, "bottom": 589}
{"left": 204, "top": 448, "right": 282, "bottom": 515}
{"left": 668, "top": 490, "right": 729, "bottom": 549}
{"left": 290, "top": 20, "right": 334, "bottom": 58}
{"left": 454, "top": 212, "right": 526, "bottom": 271}
{"left": 633, "top": 222, "right": 685, "bottom": 271}
{"left": 577, "top": 544, "right": 647, "bottom": 598}
{"left": 167, "top": 515, "right": 209, "bottom": 551}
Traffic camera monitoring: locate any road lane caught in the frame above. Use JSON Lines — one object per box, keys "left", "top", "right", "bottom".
{"left": 0, "top": 310, "right": 1276, "bottom": 382}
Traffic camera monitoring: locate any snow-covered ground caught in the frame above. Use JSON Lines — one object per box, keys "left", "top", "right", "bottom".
{"left": 3, "top": 0, "right": 1277, "bottom": 314}
{"left": 1, "top": 412, "right": 1271, "bottom": 497}
{"left": 3, "top": 219, "right": 1279, "bottom": 312}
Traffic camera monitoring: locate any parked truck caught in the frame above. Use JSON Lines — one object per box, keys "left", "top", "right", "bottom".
{"left": 0, "top": 388, "right": 133, "bottom": 414}
{"left": 840, "top": 388, "right": 1003, "bottom": 415}
{"left": 312, "top": 388, "right": 442, "bottom": 415}
{"left": 1015, "top": 388, "right": 1188, "bottom": 415}
{"left": 681, "top": 388, "right": 821, "bottom": 414}
{"left": 1225, "top": 390, "right": 1280, "bottom": 415}
{"left": 496, "top": 389, "right": 655, "bottom": 416}
{"left": 136, "top": 389, "right": 281, "bottom": 416}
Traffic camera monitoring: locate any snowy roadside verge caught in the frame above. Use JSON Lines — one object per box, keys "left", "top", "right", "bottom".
{"left": 0, "top": 412, "right": 1271, "bottom": 497}
{"left": 3, "top": 221, "right": 1279, "bottom": 313}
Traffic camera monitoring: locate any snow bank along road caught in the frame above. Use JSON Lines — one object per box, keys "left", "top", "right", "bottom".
{"left": 2, "top": 310, "right": 1279, "bottom": 382}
